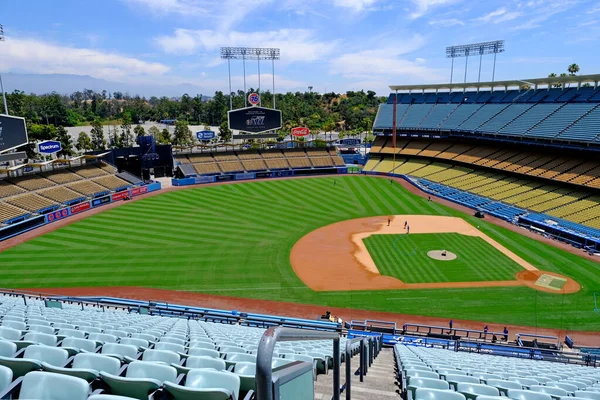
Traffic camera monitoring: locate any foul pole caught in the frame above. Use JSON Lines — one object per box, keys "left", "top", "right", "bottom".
{"left": 392, "top": 90, "right": 397, "bottom": 174}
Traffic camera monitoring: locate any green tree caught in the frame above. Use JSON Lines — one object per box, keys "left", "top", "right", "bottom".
{"left": 55, "top": 126, "right": 74, "bottom": 157}
{"left": 159, "top": 128, "right": 171, "bottom": 144}
{"left": 148, "top": 126, "right": 160, "bottom": 140}
{"left": 90, "top": 120, "right": 106, "bottom": 150}
{"left": 218, "top": 121, "right": 232, "bottom": 142}
{"left": 119, "top": 117, "right": 134, "bottom": 148}
{"left": 75, "top": 132, "right": 92, "bottom": 152}
{"left": 568, "top": 63, "right": 580, "bottom": 76}
{"left": 108, "top": 126, "right": 121, "bottom": 148}
{"left": 134, "top": 124, "right": 146, "bottom": 138}
{"left": 173, "top": 120, "right": 193, "bottom": 145}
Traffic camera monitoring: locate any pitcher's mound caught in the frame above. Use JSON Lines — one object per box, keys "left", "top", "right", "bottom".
{"left": 427, "top": 250, "right": 457, "bottom": 261}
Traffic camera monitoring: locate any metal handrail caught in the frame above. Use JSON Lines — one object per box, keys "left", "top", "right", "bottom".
{"left": 256, "top": 327, "right": 340, "bottom": 400}
{"left": 344, "top": 337, "right": 364, "bottom": 400}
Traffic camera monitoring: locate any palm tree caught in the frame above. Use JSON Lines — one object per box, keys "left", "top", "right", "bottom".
{"left": 568, "top": 63, "right": 580, "bottom": 76}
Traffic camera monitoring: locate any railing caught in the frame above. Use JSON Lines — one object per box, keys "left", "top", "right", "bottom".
{"left": 343, "top": 335, "right": 383, "bottom": 400}
{"left": 0, "top": 289, "right": 130, "bottom": 312}
{"left": 256, "top": 327, "right": 341, "bottom": 400}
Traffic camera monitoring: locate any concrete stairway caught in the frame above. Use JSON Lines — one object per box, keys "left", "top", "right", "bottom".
{"left": 314, "top": 348, "right": 398, "bottom": 400}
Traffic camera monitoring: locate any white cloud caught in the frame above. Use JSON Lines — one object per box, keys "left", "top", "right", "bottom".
{"left": 428, "top": 18, "right": 465, "bottom": 27}
{"left": 332, "top": 0, "right": 381, "bottom": 12}
{"left": 156, "top": 29, "right": 338, "bottom": 64}
{"left": 474, "top": 7, "right": 521, "bottom": 23}
{"left": 0, "top": 37, "right": 169, "bottom": 80}
{"left": 409, "top": 0, "right": 461, "bottom": 19}
{"left": 329, "top": 35, "right": 443, "bottom": 85}
{"left": 124, "top": 0, "right": 272, "bottom": 30}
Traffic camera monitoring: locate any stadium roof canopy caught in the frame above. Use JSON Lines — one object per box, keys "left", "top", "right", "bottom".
{"left": 389, "top": 73, "right": 600, "bottom": 92}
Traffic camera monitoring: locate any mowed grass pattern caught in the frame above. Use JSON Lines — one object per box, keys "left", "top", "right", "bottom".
{"left": 363, "top": 233, "right": 524, "bottom": 283}
{"left": 1, "top": 176, "right": 600, "bottom": 330}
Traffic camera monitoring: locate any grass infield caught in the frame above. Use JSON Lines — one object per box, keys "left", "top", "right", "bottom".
{"left": 1, "top": 176, "right": 599, "bottom": 330}
{"left": 363, "top": 233, "right": 524, "bottom": 283}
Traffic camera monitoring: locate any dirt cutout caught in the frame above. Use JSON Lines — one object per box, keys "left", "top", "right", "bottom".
{"left": 290, "top": 215, "right": 580, "bottom": 293}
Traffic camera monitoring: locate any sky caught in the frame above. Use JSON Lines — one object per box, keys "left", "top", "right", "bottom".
{"left": 0, "top": 0, "right": 599, "bottom": 96}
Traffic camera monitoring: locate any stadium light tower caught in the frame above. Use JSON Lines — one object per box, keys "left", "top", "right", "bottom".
{"left": 446, "top": 40, "right": 505, "bottom": 84}
{"left": 0, "top": 24, "right": 7, "bottom": 115}
{"left": 220, "top": 47, "right": 280, "bottom": 109}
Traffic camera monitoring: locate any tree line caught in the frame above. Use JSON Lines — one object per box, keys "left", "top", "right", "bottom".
{"left": 0, "top": 88, "right": 386, "bottom": 159}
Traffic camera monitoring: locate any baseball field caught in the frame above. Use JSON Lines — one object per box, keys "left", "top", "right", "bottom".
{"left": 1, "top": 175, "right": 599, "bottom": 331}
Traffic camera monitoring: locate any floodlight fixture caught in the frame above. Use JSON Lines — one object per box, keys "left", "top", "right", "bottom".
{"left": 446, "top": 40, "right": 505, "bottom": 84}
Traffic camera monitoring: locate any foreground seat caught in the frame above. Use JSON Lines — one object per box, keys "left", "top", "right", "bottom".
{"left": 18, "top": 371, "right": 89, "bottom": 400}
{"left": 100, "top": 361, "right": 177, "bottom": 399}
{"left": 408, "top": 377, "right": 450, "bottom": 400}
{"left": 457, "top": 382, "right": 499, "bottom": 400}
{"left": 507, "top": 389, "right": 553, "bottom": 400}
{"left": 0, "top": 344, "right": 68, "bottom": 378}
{"left": 575, "top": 392, "right": 600, "bottom": 400}
{"left": 43, "top": 353, "right": 121, "bottom": 382}
{"left": 172, "top": 355, "right": 227, "bottom": 374}
{"left": 164, "top": 369, "right": 240, "bottom": 400}
{"left": 415, "top": 387, "right": 466, "bottom": 400}
{"left": 234, "top": 362, "right": 256, "bottom": 393}
{"left": 530, "top": 385, "right": 568, "bottom": 400}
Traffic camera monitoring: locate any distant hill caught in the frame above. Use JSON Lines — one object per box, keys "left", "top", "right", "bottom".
{"left": 1, "top": 73, "right": 211, "bottom": 99}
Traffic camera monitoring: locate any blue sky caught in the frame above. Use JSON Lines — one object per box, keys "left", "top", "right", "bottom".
{"left": 1, "top": 0, "right": 599, "bottom": 95}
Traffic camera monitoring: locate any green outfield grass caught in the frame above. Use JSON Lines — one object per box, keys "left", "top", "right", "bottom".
{"left": 363, "top": 233, "right": 524, "bottom": 283}
{"left": 2, "top": 176, "right": 600, "bottom": 330}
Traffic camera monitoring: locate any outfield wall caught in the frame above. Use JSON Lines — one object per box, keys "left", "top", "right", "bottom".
{"left": 0, "top": 182, "right": 162, "bottom": 242}
{"left": 172, "top": 168, "right": 348, "bottom": 187}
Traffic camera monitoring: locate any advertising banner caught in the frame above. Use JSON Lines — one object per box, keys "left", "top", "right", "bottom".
{"left": 70, "top": 202, "right": 91, "bottom": 214}
{"left": 235, "top": 172, "right": 256, "bottom": 180}
{"left": 248, "top": 93, "right": 260, "bottom": 106}
{"left": 38, "top": 140, "right": 62, "bottom": 154}
{"left": 92, "top": 196, "right": 111, "bottom": 207}
{"left": 196, "top": 130, "right": 216, "bottom": 140}
{"left": 131, "top": 186, "right": 149, "bottom": 197}
{"left": 112, "top": 191, "right": 130, "bottom": 201}
{"left": 228, "top": 106, "right": 282, "bottom": 134}
{"left": 291, "top": 127, "right": 310, "bottom": 137}
{"left": 46, "top": 208, "right": 70, "bottom": 223}
{"left": 194, "top": 176, "right": 216, "bottom": 184}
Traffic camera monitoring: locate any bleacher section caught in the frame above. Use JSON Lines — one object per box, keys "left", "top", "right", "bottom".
{"left": 0, "top": 162, "right": 142, "bottom": 225}
{"left": 395, "top": 344, "right": 600, "bottom": 400}
{"left": 374, "top": 86, "right": 600, "bottom": 144}
{"left": 176, "top": 148, "right": 346, "bottom": 177}
{"left": 0, "top": 293, "right": 376, "bottom": 400}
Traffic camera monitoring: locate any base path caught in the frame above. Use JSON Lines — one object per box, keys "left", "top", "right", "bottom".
{"left": 290, "top": 215, "right": 579, "bottom": 293}
{"left": 22, "top": 286, "right": 600, "bottom": 347}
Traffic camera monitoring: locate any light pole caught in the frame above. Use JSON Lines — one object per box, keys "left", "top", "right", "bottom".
{"left": 0, "top": 24, "right": 8, "bottom": 115}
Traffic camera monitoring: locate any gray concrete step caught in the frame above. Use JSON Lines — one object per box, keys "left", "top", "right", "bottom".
{"left": 314, "top": 348, "right": 399, "bottom": 399}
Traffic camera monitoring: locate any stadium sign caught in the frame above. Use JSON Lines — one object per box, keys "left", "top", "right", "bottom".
{"left": 196, "top": 130, "right": 216, "bottom": 140}
{"left": 228, "top": 106, "right": 282, "bottom": 134}
{"left": 341, "top": 138, "right": 361, "bottom": 146}
{"left": 0, "top": 115, "right": 28, "bottom": 154}
{"left": 38, "top": 140, "right": 62, "bottom": 154}
{"left": 291, "top": 127, "right": 310, "bottom": 137}
{"left": 248, "top": 92, "right": 260, "bottom": 106}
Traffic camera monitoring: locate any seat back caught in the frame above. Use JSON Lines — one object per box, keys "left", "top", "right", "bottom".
{"left": 409, "top": 377, "right": 450, "bottom": 390}
{"left": 101, "top": 343, "right": 138, "bottom": 358}
{"left": 19, "top": 371, "right": 89, "bottom": 400}
{"left": 407, "top": 370, "right": 440, "bottom": 379}
{"left": 507, "top": 389, "right": 553, "bottom": 400}
{"left": 62, "top": 337, "right": 97, "bottom": 353}
{"left": 2, "top": 321, "right": 26, "bottom": 331}
{"left": 189, "top": 341, "right": 215, "bottom": 350}
{"left": 448, "top": 374, "right": 480, "bottom": 384}
{"left": 89, "top": 333, "right": 118, "bottom": 343}
{"left": 160, "top": 337, "right": 185, "bottom": 346}
{"left": 0, "top": 340, "right": 16, "bottom": 357}
{"left": 488, "top": 379, "right": 522, "bottom": 390}
{"left": 0, "top": 365, "right": 12, "bottom": 392}
{"left": 457, "top": 383, "right": 499, "bottom": 396}
{"left": 58, "top": 329, "right": 85, "bottom": 339}
{"left": 126, "top": 361, "right": 177, "bottom": 383}
{"left": 120, "top": 338, "right": 149, "bottom": 349}
{"left": 142, "top": 349, "right": 180, "bottom": 365}
{"left": 24, "top": 332, "right": 58, "bottom": 346}
{"left": 24, "top": 345, "right": 68, "bottom": 367}
{"left": 185, "top": 369, "right": 240, "bottom": 399}
{"left": 186, "top": 356, "right": 226, "bottom": 371}
{"left": 154, "top": 342, "right": 185, "bottom": 353}
{"left": 73, "top": 353, "right": 121, "bottom": 375}
{"left": 0, "top": 327, "right": 21, "bottom": 341}
{"left": 415, "top": 387, "right": 466, "bottom": 400}
{"left": 234, "top": 362, "right": 256, "bottom": 375}
{"left": 575, "top": 392, "right": 600, "bottom": 400}
{"left": 227, "top": 353, "right": 256, "bottom": 363}
{"left": 28, "top": 324, "right": 55, "bottom": 335}
{"left": 530, "top": 385, "right": 568, "bottom": 397}
{"left": 187, "top": 348, "right": 219, "bottom": 358}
